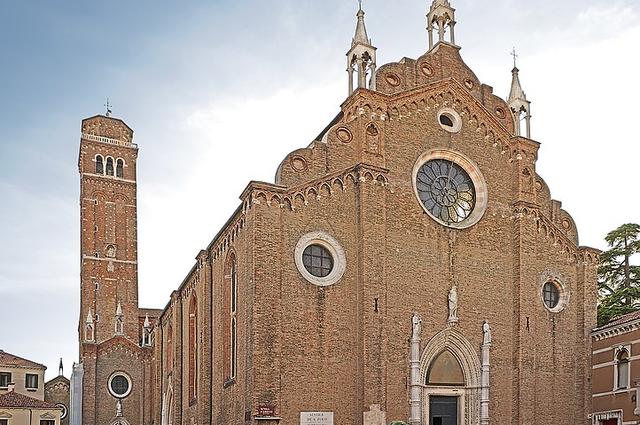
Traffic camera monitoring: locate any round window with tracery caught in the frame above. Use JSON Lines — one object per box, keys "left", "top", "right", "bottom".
{"left": 108, "top": 373, "right": 132, "bottom": 398}
{"left": 416, "top": 159, "right": 476, "bottom": 225}
{"left": 302, "top": 244, "right": 334, "bottom": 278}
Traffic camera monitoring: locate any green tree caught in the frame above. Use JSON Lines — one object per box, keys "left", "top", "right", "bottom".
{"left": 597, "top": 223, "right": 640, "bottom": 326}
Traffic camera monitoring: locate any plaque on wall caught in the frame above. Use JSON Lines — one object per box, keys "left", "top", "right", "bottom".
{"left": 257, "top": 405, "right": 276, "bottom": 417}
{"left": 300, "top": 412, "right": 334, "bottom": 425}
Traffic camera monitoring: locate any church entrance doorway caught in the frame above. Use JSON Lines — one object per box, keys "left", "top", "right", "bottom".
{"left": 429, "top": 396, "right": 458, "bottom": 425}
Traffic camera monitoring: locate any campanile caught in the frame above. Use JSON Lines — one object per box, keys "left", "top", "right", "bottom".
{"left": 78, "top": 115, "right": 139, "bottom": 345}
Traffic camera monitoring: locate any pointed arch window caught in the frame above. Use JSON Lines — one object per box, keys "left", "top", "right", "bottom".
{"left": 106, "top": 158, "right": 114, "bottom": 176}
{"left": 85, "top": 322, "right": 95, "bottom": 342}
{"left": 224, "top": 253, "right": 238, "bottom": 383}
{"left": 188, "top": 295, "right": 198, "bottom": 403}
{"left": 116, "top": 159, "right": 124, "bottom": 178}
{"left": 96, "top": 156, "right": 104, "bottom": 174}
{"left": 615, "top": 347, "right": 630, "bottom": 390}
{"left": 166, "top": 323, "right": 173, "bottom": 370}
{"left": 115, "top": 315, "right": 124, "bottom": 335}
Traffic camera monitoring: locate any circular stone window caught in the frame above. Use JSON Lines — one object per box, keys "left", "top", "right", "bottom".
{"left": 295, "top": 231, "right": 346, "bottom": 287}
{"left": 56, "top": 403, "right": 68, "bottom": 420}
{"left": 541, "top": 279, "right": 569, "bottom": 313}
{"left": 412, "top": 149, "right": 488, "bottom": 229}
{"left": 437, "top": 108, "right": 462, "bottom": 133}
{"left": 108, "top": 372, "right": 132, "bottom": 399}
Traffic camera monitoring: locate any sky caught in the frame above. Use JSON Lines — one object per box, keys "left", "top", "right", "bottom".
{"left": 0, "top": 0, "right": 639, "bottom": 381}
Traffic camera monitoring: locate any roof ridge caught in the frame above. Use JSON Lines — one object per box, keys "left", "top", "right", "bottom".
{"left": 0, "top": 350, "right": 46, "bottom": 369}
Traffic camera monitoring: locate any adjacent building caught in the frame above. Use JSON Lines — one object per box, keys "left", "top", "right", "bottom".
{"left": 73, "top": 1, "right": 600, "bottom": 424}
{"left": 45, "top": 361, "right": 70, "bottom": 425}
{"left": 0, "top": 350, "right": 63, "bottom": 425}
{"left": 591, "top": 311, "right": 640, "bottom": 425}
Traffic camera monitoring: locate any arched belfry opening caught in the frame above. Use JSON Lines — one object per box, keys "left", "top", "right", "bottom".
{"left": 419, "top": 328, "right": 482, "bottom": 425}
{"left": 427, "top": 0, "right": 457, "bottom": 49}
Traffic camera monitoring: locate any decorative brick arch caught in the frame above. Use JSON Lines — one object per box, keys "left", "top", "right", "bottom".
{"left": 419, "top": 327, "right": 481, "bottom": 425}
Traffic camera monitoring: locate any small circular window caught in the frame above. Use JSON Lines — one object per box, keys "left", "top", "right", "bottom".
{"left": 302, "top": 244, "right": 334, "bottom": 277}
{"left": 108, "top": 373, "right": 132, "bottom": 399}
{"left": 295, "top": 232, "right": 346, "bottom": 287}
{"left": 542, "top": 282, "right": 559, "bottom": 309}
{"left": 437, "top": 108, "right": 462, "bottom": 133}
{"left": 56, "top": 403, "right": 68, "bottom": 419}
{"left": 540, "top": 277, "right": 569, "bottom": 313}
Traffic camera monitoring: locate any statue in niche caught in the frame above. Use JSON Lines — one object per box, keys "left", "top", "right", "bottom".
{"left": 448, "top": 284, "right": 458, "bottom": 324}
{"left": 483, "top": 320, "right": 492, "bottom": 345}
{"left": 106, "top": 245, "right": 116, "bottom": 258}
{"left": 411, "top": 313, "right": 422, "bottom": 340}
{"left": 115, "top": 399, "right": 123, "bottom": 417}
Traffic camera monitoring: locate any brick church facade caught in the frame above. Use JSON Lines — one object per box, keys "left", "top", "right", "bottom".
{"left": 72, "top": 1, "right": 600, "bottom": 424}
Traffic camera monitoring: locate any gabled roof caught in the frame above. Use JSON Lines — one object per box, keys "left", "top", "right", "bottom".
{"left": 0, "top": 391, "right": 58, "bottom": 409}
{"left": 595, "top": 310, "right": 640, "bottom": 331}
{"left": 45, "top": 375, "right": 70, "bottom": 388}
{"left": 0, "top": 350, "right": 46, "bottom": 370}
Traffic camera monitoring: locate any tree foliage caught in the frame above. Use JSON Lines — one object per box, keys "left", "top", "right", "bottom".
{"left": 597, "top": 223, "right": 640, "bottom": 326}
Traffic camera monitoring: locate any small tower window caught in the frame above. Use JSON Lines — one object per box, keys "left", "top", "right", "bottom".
{"left": 116, "top": 159, "right": 124, "bottom": 178}
{"left": 106, "top": 158, "right": 114, "bottom": 176}
{"left": 96, "top": 156, "right": 104, "bottom": 174}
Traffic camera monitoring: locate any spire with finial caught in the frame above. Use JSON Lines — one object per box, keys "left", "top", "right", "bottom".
{"left": 353, "top": 1, "right": 371, "bottom": 46}
{"left": 507, "top": 48, "right": 532, "bottom": 138}
{"left": 427, "top": 0, "right": 457, "bottom": 50}
{"left": 346, "top": 0, "right": 377, "bottom": 96}
{"left": 58, "top": 358, "right": 64, "bottom": 376}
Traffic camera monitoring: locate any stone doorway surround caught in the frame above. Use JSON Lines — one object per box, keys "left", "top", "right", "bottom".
{"left": 418, "top": 328, "right": 482, "bottom": 425}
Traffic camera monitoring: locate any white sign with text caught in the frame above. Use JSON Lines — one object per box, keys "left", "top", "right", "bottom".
{"left": 300, "top": 412, "right": 334, "bottom": 425}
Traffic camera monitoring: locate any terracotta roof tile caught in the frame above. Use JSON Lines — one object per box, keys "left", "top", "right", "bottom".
{"left": 0, "top": 391, "right": 58, "bottom": 409}
{"left": 0, "top": 350, "right": 46, "bottom": 369}
{"left": 596, "top": 310, "right": 640, "bottom": 331}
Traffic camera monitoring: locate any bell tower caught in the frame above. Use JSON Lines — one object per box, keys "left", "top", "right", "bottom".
{"left": 77, "top": 114, "right": 140, "bottom": 346}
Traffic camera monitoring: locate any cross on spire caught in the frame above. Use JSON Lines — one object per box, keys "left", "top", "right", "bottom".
{"left": 104, "top": 98, "right": 113, "bottom": 117}
{"left": 358, "top": 0, "right": 362, "bottom": 11}
{"left": 510, "top": 47, "right": 519, "bottom": 69}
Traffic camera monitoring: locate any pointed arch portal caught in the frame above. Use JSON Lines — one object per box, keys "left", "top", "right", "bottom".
{"left": 419, "top": 328, "right": 482, "bottom": 425}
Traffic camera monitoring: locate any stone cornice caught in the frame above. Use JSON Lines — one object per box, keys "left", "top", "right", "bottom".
{"left": 242, "top": 163, "right": 389, "bottom": 212}
{"left": 592, "top": 319, "right": 640, "bottom": 341}
{"left": 512, "top": 202, "right": 599, "bottom": 266}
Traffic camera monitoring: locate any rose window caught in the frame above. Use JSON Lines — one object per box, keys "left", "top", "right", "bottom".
{"left": 416, "top": 159, "right": 476, "bottom": 224}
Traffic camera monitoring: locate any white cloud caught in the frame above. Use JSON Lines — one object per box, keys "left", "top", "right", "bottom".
{"left": 137, "top": 81, "right": 344, "bottom": 306}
